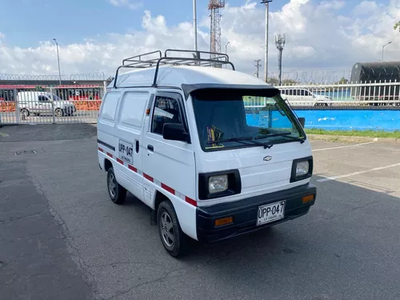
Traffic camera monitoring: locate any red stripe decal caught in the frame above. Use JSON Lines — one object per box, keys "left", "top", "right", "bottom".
{"left": 98, "top": 147, "right": 103, "bottom": 152}
{"left": 161, "top": 183, "right": 175, "bottom": 195}
{"left": 185, "top": 197, "right": 197, "bottom": 207}
{"left": 107, "top": 152, "right": 113, "bottom": 158}
{"left": 128, "top": 164, "right": 137, "bottom": 172}
{"left": 143, "top": 173, "right": 154, "bottom": 182}
{"left": 116, "top": 158, "right": 124, "bottom": 165}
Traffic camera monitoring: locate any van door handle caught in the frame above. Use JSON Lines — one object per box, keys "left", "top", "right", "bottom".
{"left": 147, "top": 145, "right": 154, "bottom": 152}
{"left": 135, "top": 140, "right": 139, "bottom": 153}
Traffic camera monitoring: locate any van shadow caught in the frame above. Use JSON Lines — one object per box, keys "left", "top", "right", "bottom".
{"left": 123, "top": 175, "right": 400, "bottom": 299}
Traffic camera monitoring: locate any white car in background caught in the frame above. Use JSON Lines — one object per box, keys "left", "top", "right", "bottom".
{"left": 280, "top": 88, "right": 332, "bottom": 106}
{"left": 18, "top": 91, "right": 76, "bottom": 117}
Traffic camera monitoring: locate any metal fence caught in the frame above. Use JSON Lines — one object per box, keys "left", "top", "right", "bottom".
{"left": 244, "top": 81, "right": 400, "bottom": 108}
{"left": 2, "top": 80, "right": 400, "bottom": 125}
{"left": 0, "top": 85, "right": 105, "bottom": 125}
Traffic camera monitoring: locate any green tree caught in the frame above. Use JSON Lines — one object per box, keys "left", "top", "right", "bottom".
{"left": 282, "top": 79, "right": 299, "bottom": 85}
{"left": 335, "top": 77, "right": 349, "bottom": 84}
{"left": 267, "top": 77, "right": 299, "bottom": 86}
{"left": 394, "top": 22, "right": 400, "bottom": 31}
{"left": 267, "top": 77, "right": 279, "bottom": 85}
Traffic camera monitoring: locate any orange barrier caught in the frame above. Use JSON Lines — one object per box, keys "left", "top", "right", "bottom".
{"left": 0, "top": 101, "right": 16, "bottom": 112}
{"left": 72, "top": 100, "right": 102, "bottom": 111}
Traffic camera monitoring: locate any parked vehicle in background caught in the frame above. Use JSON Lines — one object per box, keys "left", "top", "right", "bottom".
{"left": 17, "top": 91, "right": 76, "bottom": 117}
{"left": 97, "top": 49, "right": 317, "bottom": 257}
{"left": 280, "top": 88, "right": 332, "bottom": 106}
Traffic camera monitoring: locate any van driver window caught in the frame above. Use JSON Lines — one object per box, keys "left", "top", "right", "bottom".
{"left": 151, "top": 96, "right": 183, "bottom": 135}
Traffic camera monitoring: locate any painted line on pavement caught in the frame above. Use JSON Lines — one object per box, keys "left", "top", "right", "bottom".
{"left": 317, "top": 162, "right": 400, "bottom": 183}
{"left": 313, "top": 142, "right": 375, "bottom": 152}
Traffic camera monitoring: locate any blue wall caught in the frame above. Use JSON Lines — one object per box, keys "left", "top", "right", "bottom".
{"left": 246, "top": 110, "right": 400, "bottom": 132}
{"left": 295, "top": 110, "right": 400, "bottom": 131}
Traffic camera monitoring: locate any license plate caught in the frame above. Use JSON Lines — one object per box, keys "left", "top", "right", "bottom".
{"left": 257, "top": 201, "right": 285, "bottom": 226}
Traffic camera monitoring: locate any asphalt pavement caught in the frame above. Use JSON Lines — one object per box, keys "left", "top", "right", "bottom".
{"left": 1, "top": 124, "right": 400, "bottom": 300}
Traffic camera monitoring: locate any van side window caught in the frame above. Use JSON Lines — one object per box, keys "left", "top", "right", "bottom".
{"left": 151, "top": 96, "right": 183, "bottom": 135}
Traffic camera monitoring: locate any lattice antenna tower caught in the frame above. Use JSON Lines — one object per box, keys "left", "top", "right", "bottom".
{"left": 209, "top": 0, "right": 225, "bottom": 58}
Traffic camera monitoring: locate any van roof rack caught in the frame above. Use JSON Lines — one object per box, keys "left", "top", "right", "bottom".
{"left": 113, "top": 49, "right": 236, "bottom": 88}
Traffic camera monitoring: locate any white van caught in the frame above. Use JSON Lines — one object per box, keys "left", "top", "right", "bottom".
{"left": 280, "top": 88, "right": 332, "bottom": 106}
{"left": 18, "top": 91, "right": 76, "bottom": 116}
{"left": 97, "top": 50, "right": 317, "bottom": 257}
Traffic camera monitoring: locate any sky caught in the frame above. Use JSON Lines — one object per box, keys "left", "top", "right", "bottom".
{"left": 0, "top": 0, "right": 399, "bottom": 81}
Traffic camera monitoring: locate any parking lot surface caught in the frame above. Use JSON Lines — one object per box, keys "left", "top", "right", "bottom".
{"left": 1, "top": 124, "right": 400, "bottom": 300}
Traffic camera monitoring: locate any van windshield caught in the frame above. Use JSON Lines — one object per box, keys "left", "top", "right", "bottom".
{"left": 191, "top": 88, "right": 305, "bottom": 151}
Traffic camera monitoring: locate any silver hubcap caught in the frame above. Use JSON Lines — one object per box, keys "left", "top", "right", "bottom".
{"left": 161, "top": 211, "right": 174, "bottom": 247}
{"left": 108, "top": 173, "right": 116, "bottom": 198}
{"left": 56, "top": 110, "right": 62, "bottom": 116}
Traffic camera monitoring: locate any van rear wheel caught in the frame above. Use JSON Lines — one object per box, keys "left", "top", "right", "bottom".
{"left": 157, "top": 201, "right": 187, "bottom": 257}
{"left": 107, "top": 168, "right": 126, "bottom": 204}
{"left": 21, "top": 108, "right": 29, "bottom": 117}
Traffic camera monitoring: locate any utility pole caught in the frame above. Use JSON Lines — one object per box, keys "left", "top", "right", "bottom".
{"left": 261, "top": 0, "right": 272, "bottom": 83}
{"left": 53, "top": 38, "right": 62, "bottom": 85}
{"left": 193, "top": 0, "right": 198, "bottom": 52}
{"left": 275, "top": 34, "right": 286, "bottom": 86}
{"left": 254, "top": 59, "right": 262, "bottom": 78}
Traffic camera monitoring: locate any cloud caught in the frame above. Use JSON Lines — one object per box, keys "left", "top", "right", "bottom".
{"left": 353, "top": 1, "right": 379, "bottom": 16}
{"left": 320, "top": 0, "right": 345, "bottom": 10}
{"left": 1, "top": 0, "right": 400, "bottom": 82}
{"left": 107, "top": 0, "right": 142, "bottom": 10}
{"left": 0, "top": 32, "right": 5, "bottom": 39}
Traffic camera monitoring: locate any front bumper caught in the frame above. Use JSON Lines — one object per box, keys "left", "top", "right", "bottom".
{"left": 196, "top": 183, "right": 316, "bottom": 243}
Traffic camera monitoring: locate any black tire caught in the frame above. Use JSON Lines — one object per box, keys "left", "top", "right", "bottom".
{"left": 21, "top": 108, "right": 29, "bottom": 117}
{"left": 107, "top": 168, "right": 126, "bottom": 204}
{"left": 55, "top": 108, "right": 63, "bottom": 117}
{"left": 157, "top": 201, "right": 187, "bottom": 257}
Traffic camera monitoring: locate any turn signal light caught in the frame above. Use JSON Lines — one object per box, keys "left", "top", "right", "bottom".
{"left": 303, "top": 194, "right": 315, "bottom": 204}
{"left": 215, "top": 216, "right": 233, "bottom": 227}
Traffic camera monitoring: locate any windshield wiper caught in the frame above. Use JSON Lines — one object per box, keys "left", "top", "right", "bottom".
{"left": 207, "top": 136, "right": 273, "bottom": 149}
{"left": 256, "top": 132, "right": 305, "bottom": 144}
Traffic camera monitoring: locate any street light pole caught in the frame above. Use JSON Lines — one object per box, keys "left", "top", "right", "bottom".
{"left": 225, "top": 41, "right": 230, "bottom": 54}
{"left": 193, "top": 0, "right": 198, "bottom": 52}
{"left": 261, "top": 0, "right": 272, "bottom": 83}
{"left": 53, "top": 38, "right": 62, "bottom": 85}
{"left": 382, "top": 41, "right": 392, "bottom": 62}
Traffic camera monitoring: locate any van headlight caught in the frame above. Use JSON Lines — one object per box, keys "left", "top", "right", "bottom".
{"left": 296, "top": 161, "right": 309, "bottom": 176}
{"left": 291, "top": 157, "right": 313, "bottom": 182}
{"left": 199, "top": 170, "right": 242, "bottom": 200}
{"left": 209, "top": 175, "right": 228, "bottom": 194}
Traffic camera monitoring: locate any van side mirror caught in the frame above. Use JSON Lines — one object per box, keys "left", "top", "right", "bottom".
{"left": 298, "top": 117, "right": 305, "bottom": 128}
{"left": 163, "top": 123, "right": 189, "bottom": 142}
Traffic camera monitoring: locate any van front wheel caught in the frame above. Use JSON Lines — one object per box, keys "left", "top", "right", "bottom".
{"left": 107, "top": 168, "right": 126, "bottom": 204}
{"left": 55, "top": 108, "right": 63, "bottom": 117}
{"left": 157, "top": 201, "right": 187, "bottom": 257}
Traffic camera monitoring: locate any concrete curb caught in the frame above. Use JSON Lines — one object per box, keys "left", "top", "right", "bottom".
{"left": 307, "top": 134, "right": 400, "bottom": 144}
